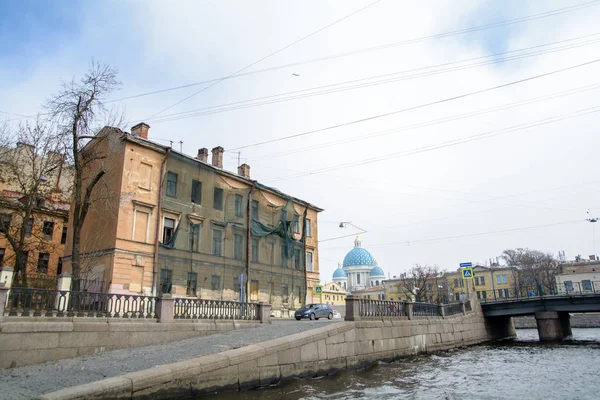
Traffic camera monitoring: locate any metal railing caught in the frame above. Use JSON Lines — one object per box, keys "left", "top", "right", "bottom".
{"left": 478, "top": 282, "right": 600, "bottom": 303}
{"left": 413, "top": 302, "right": 441, "bottom": 317}
{"left": 173, "top": 298, "right": 259, "bottom": 320}
{"left": 444, "top": 302, "right": 463, "bottom": 316}
{"left": 5, "top": 288, "right": 157, "bottom": 318}
{"left": 358, "top": 299, "right": 406, "bottom": 317}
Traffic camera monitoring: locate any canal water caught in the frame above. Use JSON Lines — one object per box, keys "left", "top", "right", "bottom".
{"left": 208, "top": 328, "right": 600, "bottom": 400}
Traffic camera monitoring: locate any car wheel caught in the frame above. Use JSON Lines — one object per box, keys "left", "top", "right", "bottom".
{"left": 328, "top": 312, "right": 333, "bottom": 320}
{"left": 310, "top": 313, "right": 315, "bottom": 320}
{"left": 295, "top": 317, "right": 301, "bottom": 321}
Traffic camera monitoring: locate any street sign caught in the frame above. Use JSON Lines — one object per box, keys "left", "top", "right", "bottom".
{"left": 461, "top": 268, "right": 474, "bottom": 279}
{"left": 314, "top": 285, "right": 323, "bottom": 294}
{"left": 459, "top": 262, "right": 472, "bottom": 268}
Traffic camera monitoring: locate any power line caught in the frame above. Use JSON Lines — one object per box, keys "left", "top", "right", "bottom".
{"left": 228, "top": 58, "right": 600, "bottom": 151}
{"left": 109, "top": 0, "right": 600, "bottom": 104}
{"left": 145, "top": 33, "right": 600, "bottom": 124}
{"left": 320, "top": 219, "right": 584, "bottom": 250}
{"left": 143, "top": 0, "right": 383, "bottom": 120}
{"left": 264, "top": 104, "right": 600, "bottom": 182}
{"left": 246, "top": 82, "right": 600, "bottom": 161}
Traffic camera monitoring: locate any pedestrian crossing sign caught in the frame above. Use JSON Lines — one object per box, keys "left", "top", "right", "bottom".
{"left": 462, "top": 268, "right": 474, "bottom": 279}
{"left": 314, "top": 285, "right": 323, "bottom": 294}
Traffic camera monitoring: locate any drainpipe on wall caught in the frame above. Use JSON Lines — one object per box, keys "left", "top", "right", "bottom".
{"left": 153, "top": 148, "right": 172, "bottom": 296}
{"left": 302, "top": 206, "right": 308, "bottom": 306}
{"left": 246, "top": 181, "right": 257, "bottom": 303}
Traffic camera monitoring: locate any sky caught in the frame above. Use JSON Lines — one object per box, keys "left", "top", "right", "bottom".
{"left": 2, "top": 0, "right": 600, "bottom": 283}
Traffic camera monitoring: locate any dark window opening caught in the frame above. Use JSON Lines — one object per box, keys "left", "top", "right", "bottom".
{"left": 166, "top": 171, "right": 178, "bottom": 197}
{"left": 191, "top": 180, "right": 202, "bottom": 204}
{"left": 42, "top": 221, "right": 54, "bottom": 240}
{"left": 235, "top": 194, "right": 243, "bottom": 217}
{"left": 37, "top": 253, "right": 49, "bottom": 273}
{"left": 163, "top": 218, "right": 176, "bottom": 243}
{"left": 186, "top": 272, "right": 198, "bottom": 296}
{"left": 213, "top": 188, "right": 224, "bottom": 210}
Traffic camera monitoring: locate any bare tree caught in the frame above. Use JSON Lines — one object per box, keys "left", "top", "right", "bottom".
{"left": 45, "top": 60, "right": 123, "bottom": 291}
{"left": 399, "top": 264, "right": 440, "bottom": 303}
{"left": 500, "top": 248, "right": 561, "bottom": 295}
{"left": 0, "top": 120, "right": 65, "bottom": 286}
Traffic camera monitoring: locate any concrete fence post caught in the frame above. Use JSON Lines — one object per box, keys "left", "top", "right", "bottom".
{"left": 0, "top": 284, "right": 9, "bottom": 323}
{"left": 406, "top": 302, "right": 414, "bottom": 320}
{"left": 258, "top": 302, "right": 271, "bottom": 324}
{"left": 345, "top": 295, "right": 360, "bottom": 321}
{"left": 461, "top": 301, "right": 467, "bottom": 315}
{"left": 438, "top": 304, "right": 445, "bottom": 318}
{"left": 55, "top": 273, "right": 72, "bottom": 311}
{"left": 156, "top": 294, "right": 175, "bottom": 323}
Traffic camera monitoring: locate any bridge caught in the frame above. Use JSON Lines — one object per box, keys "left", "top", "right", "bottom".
{"left": 481, "top": 293, "right": 600, "bottom": 341}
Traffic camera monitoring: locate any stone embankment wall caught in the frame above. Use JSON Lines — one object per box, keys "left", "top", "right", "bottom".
{"left": 514, "top": 313, "right": 600, "bottom": 329}
{"left": 39, "top": 308, "right": 511, "bottom": 400}
{"left": 0, "top": 318, "right": 261, "bottom": 369}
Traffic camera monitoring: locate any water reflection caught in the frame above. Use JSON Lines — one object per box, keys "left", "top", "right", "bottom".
{"left": 206, "top": 329, "right": 600, "bottom": 400}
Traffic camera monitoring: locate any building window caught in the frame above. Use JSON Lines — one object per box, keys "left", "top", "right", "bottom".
{"left": 212, "top": 228, "right": 223, "bottom": 256}
{"left": 0, "top": 214, "right": 11, "bottom": 232}
{"left": 160, "top": 269, "right": 172, "bottom": 293}
{"left": 234, "top": 233, "right": 244, "bottom": 260}
{"left": 496, "top": 274, "right": 508, "bottom": 284}
{"left": 24, "top": 218, "right": 33, "bottom": 237}
{"left": 139, "top": 162, "right": 152, "bottom": 190}
{"left": 481, "top": 291, "right": 487, "bottom": 300}
{"left": 61, "top": 226, "right": 67, "bottom": 244}
{"left": 306, "top": 251, "right": 313, "bottom": 272}
{"left": 293, "top": 214, "right": 299, "bottom": 233}
{"left": 582, "top": 279, "right": 592, "bottom": 291}
{"left": 281, "top": 244, "right": 288, "bottom": 267}
{"left": 233, "top": 277, "right": 241, "bottom": 296}
{"left": 564, "top": 280, "right": 574, "bottom": 291}
{"left": 294, "top": 248, "right": 301, "bottom": 270}
{"left": 37, "top": 253, "right": 50, "bottom": 273}
{"left": 304, "top": 219, "right": 312, "bottom": 237}
{"left": 211, "top": 275, "right": 221, "bottom": 291}
{"left": 189, "top": 223, "right": 200, "bottom": 252}
{"left": 42, "top": 221, "right": 54, "bottom": 240}
{"left": 251, "top": 200, "right": 259, "bottom": 220}
{"left": 235, "top": 194, "right": 243, "bottom": 217}
{"left": 163, "top": 217, "right": 176, "bottom": 243}
{"left": 213, "top": 188, "right": 224, "bottom": 211}
{"left": 186, "top": 272, "right": 198, "bottom": 296}
{"left": 57, "top": 257, "right": 63, "bottom": 275}
{"left": 0, "top": 248, "right": 5, "bottom": 266}
{"left": 480, "top": 276, "right": 486, "bottom": 286}
{"left": 191, "top": 180, "right": 202, "bottom": 204}
{"left": 251, "top": 237, "right": 259, "bottom": 263}
{"left": 166, "top": 171, "right": 178, "bottom": 197}
{"left": 133, "top": 209, "right": 151, "bottom": 243}
{"left": 282, "top": 284, "right": 289, "bottom": 303}
{"left": 474, "top": 277, "right": 479, "bottom": 286}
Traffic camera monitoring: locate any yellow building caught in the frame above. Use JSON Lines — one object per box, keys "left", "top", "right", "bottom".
{"left": 62, "top": 123, "right": 322, "bottom": 316}
{"left": 383, "top": 276, "right": 441, "bottom": 303}
{"left": 320, "top": 281, "right": 347, "bottom": 307}
{"left": 445, "top": 265, "right": 518, "bottom": 301}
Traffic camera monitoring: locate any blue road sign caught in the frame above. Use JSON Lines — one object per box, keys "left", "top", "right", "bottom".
{"left": 459, "top": 262, "right": 472, "bottom": 268}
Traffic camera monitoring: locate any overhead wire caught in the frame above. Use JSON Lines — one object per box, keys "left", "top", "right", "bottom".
{"left": 227, "top": 58, "right": 600, "bottom": 152}
{"left": 142, "top": 0, "right": 383, "bottom": 120}
{"left": 108, "top": 0, "right": 600, "bottom": 104}
{"left": 145, "top": 33, "right": 600, "bottom": 124}
{"left": 264, "top": 104, "right": 600, "bottom": 182}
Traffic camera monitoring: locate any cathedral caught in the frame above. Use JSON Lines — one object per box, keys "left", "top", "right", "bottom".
{"left": 332, "top": 237, "right": 385, "bottom": 293}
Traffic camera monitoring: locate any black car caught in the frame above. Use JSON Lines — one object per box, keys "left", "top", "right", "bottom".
{"left": 294, "top": 303, "right": 334, "bottom": 320}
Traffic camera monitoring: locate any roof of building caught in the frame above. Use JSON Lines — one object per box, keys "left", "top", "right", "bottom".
{"left": 343, "top": 237, "right": 375, "bottom": 268}
{"left": 333, "top": 266, "right": 348, "bottom": 279}
{"left": 370, "top": 265, "right": 385, "bottom": 277}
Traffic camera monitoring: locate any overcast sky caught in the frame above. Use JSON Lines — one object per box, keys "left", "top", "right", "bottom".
{"left": 2, "top": 0, "right": 600, "bottom": 283}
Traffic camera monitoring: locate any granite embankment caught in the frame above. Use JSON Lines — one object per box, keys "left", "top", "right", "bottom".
{"left": 514, "top": 313, "right": 600, "bottom": 329}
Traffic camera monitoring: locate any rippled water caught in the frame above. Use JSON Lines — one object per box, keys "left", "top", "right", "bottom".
{"left": 209, "top": 329, "right": 600, "bottom": 400}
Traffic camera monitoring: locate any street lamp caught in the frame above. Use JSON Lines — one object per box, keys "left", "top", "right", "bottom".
{"left": 319, "top": 222, "right": 368, "bottom": 243}
{"left": 587, "top": 211, "right": 598, "bottom": 259}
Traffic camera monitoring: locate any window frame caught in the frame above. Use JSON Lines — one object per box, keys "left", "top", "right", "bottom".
{"left": 306, "top": 251, "right": 313, "bottom": 272}
{"left": 233, "top": 233, "right": 244, "bottom": 260}
{"left": 37, "top": 253, "right": 50, "bottom": 273}
{"left": 186, "top": 272, "right": 198, "bottom": 296}
{"left": 234, "top": 194, "right": 243, "bottom": 217}
{"left": 162, "top": 217, "right": 176, "bottom": 244}
{"left": 293, "top": 214, "right": 300, "bottom": 234}
{"left": 211, "top": 274, "right": 221, "bottom": 291}
{"left": 191, "top": 180, "right": 202, "bottom": 204}
{"left": 251, "top": 237, "right": 259, "bottom": 263}
{"left": 304, "top": 219, "right": 312, "bottom": 237}
{"left": 213, "top": 187, "right": 224, "bottom": 211}
{"left": 166, "top": 171, "right": 178, "bottom": 197}
{"left": 42, "top": 221, "right": 54, "bottom": 240}
{"left": 212, "top": 227, "right": 223, "bottom": 256}
{"left": 251, "top": 200, "right": 259, "bottom": 220}
{"left": 188, "top": 222, "right": 201, "bottom": 252}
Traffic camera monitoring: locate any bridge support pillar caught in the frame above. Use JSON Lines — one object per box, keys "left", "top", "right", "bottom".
{"left": 535, "top": 311, "right": 571, "bottom": 341}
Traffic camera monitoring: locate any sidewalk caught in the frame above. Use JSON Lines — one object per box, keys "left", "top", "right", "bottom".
{"left": 0, "top": 319, "right": 340, "bottom": 400}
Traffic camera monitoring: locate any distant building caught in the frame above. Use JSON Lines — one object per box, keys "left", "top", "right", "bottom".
{"left": 555, "top": 261, "right": 600, "bottom": 293}
{"left": 62, "top": 123, "right": 322, "bottom": 317}
{"left": 319, "top": 281, "right": 347, "bottom": 307}
{"left": 332, "top": 237, "right": 385, "bottom": 292}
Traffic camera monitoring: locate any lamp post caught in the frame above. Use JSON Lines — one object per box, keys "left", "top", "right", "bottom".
{"left": 319, "top": 222, "right": 368, "bottom": 243}
{"left": 587, "top": 211, "right": 598, "bottom": 259}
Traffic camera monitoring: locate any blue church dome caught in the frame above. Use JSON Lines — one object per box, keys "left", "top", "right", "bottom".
{"left": 343, "top": 237, "right": 375, "bottom": 267}
{"left": 370, "top": 266, "right": 385, "bottom": 277}
{"left": 333, "top": 266, "right": 348, "bottom": 278}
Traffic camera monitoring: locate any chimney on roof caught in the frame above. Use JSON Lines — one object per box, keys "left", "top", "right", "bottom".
{"left": 237, "top": 163, "right": 250, "bottom": 178}
{"left": 211, "top": 146, "right": 224, "bottom": 168}
{"left": 131, "top": 122, "right": 150, "bottom": 140}
{"left": 196, "top": 148, "right": 209, "bottom": 163}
